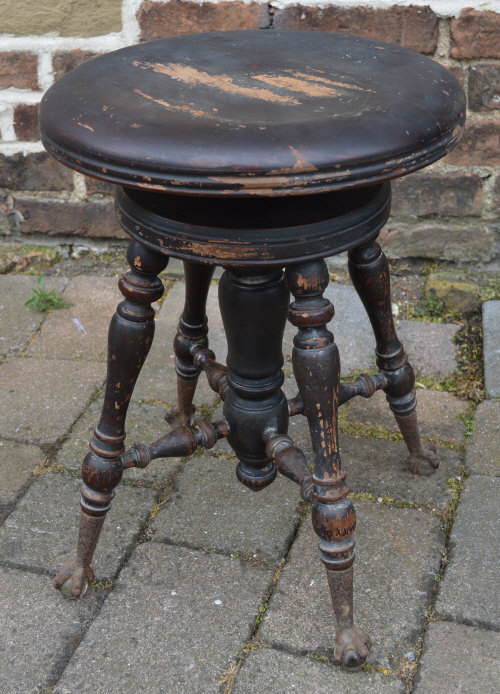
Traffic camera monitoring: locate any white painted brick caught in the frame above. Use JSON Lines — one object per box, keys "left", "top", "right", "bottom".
{"left": 270, "top": 1, "right": 500, "bottom": 17}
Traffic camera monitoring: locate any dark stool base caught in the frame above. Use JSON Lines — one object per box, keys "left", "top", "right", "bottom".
{"left": 54, "top": 186, "right": 439, "bottom": 669}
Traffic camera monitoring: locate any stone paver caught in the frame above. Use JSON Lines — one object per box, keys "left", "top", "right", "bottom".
{"left": 0, "top": 263, "right": 494, "bottom": 692}
{"left": 435, "top": 475, "right": 500, "bottom": 628}
{"left": 133, "top": 281, "right": 219, "bottom": 406}
{"left": 323, "top": 283, "right": 376, "bottom": 376}
{"left": 397, "top": 320, "right": 459, "bottom": 378}
{"left": 341, "top": 437, "right": 458, "bottom": 508}
{"left": 138, "top": 282, "right": 458, "bottom": 406}
{"left": 260, "top": 503, "right": 444, "bottom": 669}
{"left": 466, "top": 400, "right": 500, "bottom": 476}
{"left": 414, "top": 621, "right": 500, "bottom": 694}
{"left": 283, "top": 283, "right": 375, "bottom": 376}
{"left": 54, "top": 542, "right": 272, "bottom": 694}
{"left": 56, "top": 400, "right": 182, "bottom": 485}
{"left": 0, "top": 473, "right": 155, "bottom": 579}
{"left": 287, "top": 415, "right": 460, "bottom": 508}
{"left": 483, "top": 300, "right": 500, "bottom": 397}
{"left": 0, "top": 358, "right": 105, "bottom": 444}
{"left": 151, "top": 453, "right": 301, "bottom": 562}
{"left": 0, "top": 275, "right": 69, "bottom": 356}
{"left": 341, "top": 388, "right": 468, "bottom": 444}
{"left": 233, "top": 648, "right": 405, "bottom": 694}
{"left": 0, "top": 439, "right": 44, "bottom": 519}
{"left": 283, "top": 284, "right": 458, "bottom": 378}
{"left": 217, "top": 405, "right": 459, "bottom": 509}
{"left": 0, "top": 565, "right": 102, "bottom": 694}
{"left": 27, "top": 275, "right": 119, "bottom": 361}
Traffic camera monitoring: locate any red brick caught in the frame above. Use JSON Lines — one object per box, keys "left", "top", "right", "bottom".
{"left": 444, "top": 121, "right": 500, "bottom": 166}
{"left": 379, "top": 223, "right": 494, "bottom": 262}
{"left": 273, "top": 4, "right": 438, "bottom": 54}
{"left": 493, "top": 176, "right": 500, "bottom": 209}
{"left": 138, "top": 0, "right": 269, "bottom": 40}
{"left": 14, "top": 197, "right": 125, "bottom": 238}
{"left": 0, "top": 52, "right": 38, "bottom": 90}
{"left": 450, "top": 9, "right": 500, "bottom": 59}
{"left": 0, "top": 194, "right": 15, "bottom": 235}
{"left": 469, "top": 64, "right": 500, "bottom": 112}
{"left": 13, "top": 104, "right": 39, "bottom": 141}
{"left": 53, "top": 50, "right": 100, "bottom": 81}
{"left": 391, "top": 173, "right": 483, "bottom": 217}
{"left": 447, "top": 65, "right": 465, "bottom": 87}
{"left": 85, "top": 175, "right": 115, "bottom": 196}
{"left": 0, "top": 153, "right": 73, "bottom": 191}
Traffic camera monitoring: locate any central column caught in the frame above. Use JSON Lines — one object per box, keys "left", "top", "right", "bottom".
{"left": 219, "top": 268, "right": 289, "bottom": 490}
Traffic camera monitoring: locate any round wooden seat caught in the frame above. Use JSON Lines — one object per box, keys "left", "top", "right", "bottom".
{"left": 40, "top": 30, "right": 465, "bottom": 197}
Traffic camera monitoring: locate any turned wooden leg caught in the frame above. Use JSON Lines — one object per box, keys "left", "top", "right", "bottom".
{"left": 286, "top": 260, "right": 371, "bottom": 668}
{"left": 54, "top": 240, "right": 168, "bottom": 597}
{"left": 348, "top": 242, "right": 439, "bottom": 475}
{"left": 219, "top": 268, "right": 289, "bottom": 490}
{"left": 167, "top": 261, "right": 215, "bottom": 426}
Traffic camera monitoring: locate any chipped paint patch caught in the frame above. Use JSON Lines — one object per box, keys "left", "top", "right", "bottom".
{"left": 283, "top": 70, "right": 374, "bottom": 93}
{"left": 253, "top": 73, "right": 339, "bottom": 98}
{"left": 133, "top": 61, "right": 301, "bottom": 105}
{"left": 134, "top": 88, "right": 215, "bottom": 119}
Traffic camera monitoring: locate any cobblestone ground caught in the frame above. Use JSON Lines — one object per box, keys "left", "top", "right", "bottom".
{"left": 0, "top": 252, "right": 498, "bottom": 693}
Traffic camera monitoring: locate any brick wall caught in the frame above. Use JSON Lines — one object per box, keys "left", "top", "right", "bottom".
{"left": 0, "top": 1, "right": 499, "bottom": 264}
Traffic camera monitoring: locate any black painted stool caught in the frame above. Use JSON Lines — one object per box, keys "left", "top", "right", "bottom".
{"left": 39, "top": 30, "right": 465, "bottom": 668}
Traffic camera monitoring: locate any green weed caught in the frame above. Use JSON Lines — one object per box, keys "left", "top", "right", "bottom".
{"left": 25, "top": 276, "right": 73, "bottom": 312}
{"left": 458, "top": 402, "right": 477, "bottom": 438}
{"left": 413, "top": 290, "right": 444, "bottom": 321}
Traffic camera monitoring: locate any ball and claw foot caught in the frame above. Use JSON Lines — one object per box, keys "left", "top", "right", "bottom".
{"left": 408, "top": 442, "right": 440, "bottom": 476}
{"left": 334, "top": 626, "right": 372, "bottom": 669}
{"left": 164, "top": 404, "right": 196, "bottom": 427}
{"left": 54, "top": 559, "right": 95, "bottom": 598}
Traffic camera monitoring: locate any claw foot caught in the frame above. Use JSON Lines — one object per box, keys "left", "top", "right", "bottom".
{"left": 408, "top": 443, "right": 440, "bottom": 475}
{"left": 164, "top": 404, "right": 196, "bottom": 427}
{"left": 54, "top": 559, "right": 95, "bottom": 598}
{"left": 334, "top": 626, "right": 372, "bottom": 669}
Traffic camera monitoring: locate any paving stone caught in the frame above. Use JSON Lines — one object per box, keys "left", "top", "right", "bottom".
{"left": 414, "top": 621, "right": 500, "bottom": 694}
{"left": 0, "top": 358, "right": 105, "bottom": 444}
{"left": 283, "top": 283, "right": 376, "bottom": 377}
{"left": 0, "top": 275, "right": 68, "bottom": 356}
{"left": 149, "top": 280, "right": 226, "bottom": 368}
{"left": 27, "top": 275, "right": 119, "bottom": 361}
{"left": 341, "top": 388, "right": 468, "bottom": 444}
{"left": 0, "top": 439, "right": 44, "bottom": 520}
{"left": 435, "top": 475, "right": 500, "bottom": 628}
{"left": 466, "top": 400, "right": 500, "bottom": 476}
{"left": 233, "top": 648, "right": 405, "bottom": 694}
{"left": 288, "top": 414, "right": 460, "bottom": 508}
{"left": 164, "top": 259, "right": 224, "bottom": 280}
{"left": 284, "top": 284, "right": 458, "bottom": 378}
{"left": 141, "top": 282, "right": 456, "bottom": 401}
{"left": 483, "top": 300, "right": 500, "bottom": 396}
{"left": 134, "top": 281, "right": 219, "bottom": 406}
{"left": 151, "top": 453, "right": 301, "bottom": 562}
{"left": 0, "top": 473, "right": 155, "bottom": 579}
{"left": 260, "top": 502, "right": 444, "bottom": 669}
{"left": 54, "top": 542, "right": 271, "bottom": 694}
{"left": 397, "top": 320, "right": 459, "bottom": 378}
{"left": 56, "top": 400, "right": 182, "bottom": 485}
{"left": 342, "top": 437, "right": 458, "bottom": 509}
{"left": 0, "top": 564, "right": 102, "bottom": 694}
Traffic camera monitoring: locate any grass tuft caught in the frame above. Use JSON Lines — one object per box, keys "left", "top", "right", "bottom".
{"left": 25, "top": 276, "right": 73, "bottom": 312}
{"left": 413, "top": 290, "right": 444, "bottom": 321}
